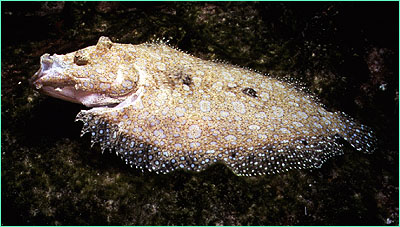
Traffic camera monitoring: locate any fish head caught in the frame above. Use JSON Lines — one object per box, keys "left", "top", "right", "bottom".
{"left": 31, "top": 36, "right": 140, "bottom": 107}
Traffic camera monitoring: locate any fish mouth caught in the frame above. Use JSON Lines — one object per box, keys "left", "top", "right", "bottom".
{"left": 30, "top": 54, "right": 72, "bottom": 89}
{"left": 38, "top": 85, "right": 122, "bottom": 107}
{"left": 30, "top": 54, "right": 82, "bottom": 104}
{"left": 30, "top": 54, "right": 131, "bottom": 108}
{"left": 30, "top": 54, "right": 68, "bottom": 88}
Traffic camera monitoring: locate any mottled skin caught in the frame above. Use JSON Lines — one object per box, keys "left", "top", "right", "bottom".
{"left": 31, "top": 37, "right": 376, "bottom": 176}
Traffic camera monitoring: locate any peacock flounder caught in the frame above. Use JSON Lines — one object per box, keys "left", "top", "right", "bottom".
{"left": 31, "top": 36, "right": 377, "bottom": 176}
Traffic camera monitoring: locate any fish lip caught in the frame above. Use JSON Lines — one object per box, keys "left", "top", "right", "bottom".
{"left": 31, "top": 53, "right": 51, "bottom": 76}
{"left": 38, "top": 85, "right": 83, "bottom": 104}
{"left": 29, "top": 68, "right": 40, "bottom": 87}
{"left": 30, "top": 53, "right": 68, "bottom": 89}
{"left": 36, "top": 83, "right": 136, "bottom": 108}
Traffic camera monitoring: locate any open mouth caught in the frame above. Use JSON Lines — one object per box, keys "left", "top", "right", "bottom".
{"left": 30, "top": 54, "right": 129, "bottom": 108}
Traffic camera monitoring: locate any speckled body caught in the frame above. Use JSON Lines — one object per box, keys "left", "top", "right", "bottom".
{"left": 31, "top": 37, "right": 376, "bottom": 176}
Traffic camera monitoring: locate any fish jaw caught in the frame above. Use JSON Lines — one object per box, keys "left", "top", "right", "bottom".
{"left": 31, "top": 53, "right": 130, "bottom": 107}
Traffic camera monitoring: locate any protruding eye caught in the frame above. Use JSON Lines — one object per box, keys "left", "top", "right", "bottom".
{"left": 74, "top": 50, "right": 89, "bottom": 66}
{"left": 242, "top": 87, "right": 258, "bottom": 98}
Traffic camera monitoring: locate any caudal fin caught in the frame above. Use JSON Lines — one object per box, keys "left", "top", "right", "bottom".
{"left": 339, "top": 113, "right": 377, "bottom": 154}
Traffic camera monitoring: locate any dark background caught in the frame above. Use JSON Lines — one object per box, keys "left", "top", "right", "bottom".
{"left": 1, "top": 1, "right": 398, "bottom": 225}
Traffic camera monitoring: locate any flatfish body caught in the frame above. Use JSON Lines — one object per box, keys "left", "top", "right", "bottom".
{"left": 31, "top": 37, "right": 376, "bottom": 176}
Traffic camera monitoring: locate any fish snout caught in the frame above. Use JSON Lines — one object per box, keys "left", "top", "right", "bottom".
{"left": 30, "top": 54, "right": 66, "bottom": 89}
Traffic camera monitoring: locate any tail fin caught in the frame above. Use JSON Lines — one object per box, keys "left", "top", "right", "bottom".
{"left": 339, "top": 112, "right": 377, "bottom": 154}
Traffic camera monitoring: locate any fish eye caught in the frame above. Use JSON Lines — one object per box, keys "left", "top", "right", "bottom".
{"left": 74, "top": 51, "right": 89, "bottom": 66}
